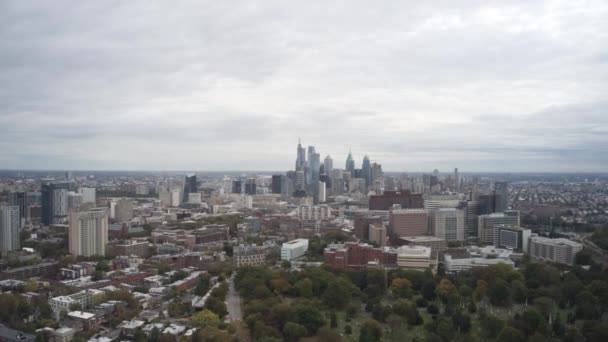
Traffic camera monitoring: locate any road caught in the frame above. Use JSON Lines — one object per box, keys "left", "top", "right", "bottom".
{"left": 226, "top": 276, "right": 242, "bottom": 321}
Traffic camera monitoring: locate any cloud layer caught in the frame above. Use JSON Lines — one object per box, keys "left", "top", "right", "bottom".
{"left": 1, "top": 1, "right": 607, "bottom": 172}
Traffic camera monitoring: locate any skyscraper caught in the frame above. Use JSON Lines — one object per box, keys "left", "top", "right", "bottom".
{"left": 494, "top": 181, "right": 509, "bottom": 212}
{"left": 324, "top": 155, "right": 333, "bottom": 175}
{"left": 78, "top": 187, "right": 96, "bottom": 204}
{"left": 295, "top": 139, "right": 306, "bottom": 171}
{"left": 245, "top": 178, "right": 257, "bottom": 195}
{"left": 345, "top": 150, "right": 355, "bottom": 176}
{"left": 271, "top": 175, "right": 283, "bottom": 194}
{"left": 361, "top": 155, "right": 371, "bottom": 190}
{"left": 69, "top": 208, "right": 109, "bottom": 257}
{"left": 478, "top": 211, "right": 520, "bottom": 244}
{"left": 41, "top": 182, "right": 69, "bottom": 225}
{"left": 0, "top": 206, "right": 20, "bottom": 256}
{"left": 8, "top": 191, "right": 26, "bottom": 221}
{"left": 183, "top": 174, "right": 197, "bottom": 203}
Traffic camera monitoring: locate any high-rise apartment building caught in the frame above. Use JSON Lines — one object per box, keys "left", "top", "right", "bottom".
{"left": 0, "top": 206, "right": 20, "bottom": 256}
{"left": 42, "top": 183, "right": 69, "bottom": 225}
{"left": 389, "top": 209, "right": 429, "bottom": 238}
{"left": 69, "top": 208, "right": 109, "bottom": 257}
{"left": 67, "top": 191, "right": 83, "bottom": 211}
{"left": 432, "top": 208, "right": 465, "bottom": 241}
{"left": 368, "top": 223, "right": 387, "bottom": 247}
{"left": 477, "top": 211, "right": 520, "bottom": 244}
{"left": 78, "top": 188, "right": 96, "bottom": 204}
{"left": 8, "top": 192, "right": 26, "bottom": 220}
{"left": 318, "top": 181, "right": 326, "bottom": 203}
{"left": 528, "top": 236, "right": 582, "bottom": 266}
{"left": 115, "top": 199, "right": 134, "bottom": 223}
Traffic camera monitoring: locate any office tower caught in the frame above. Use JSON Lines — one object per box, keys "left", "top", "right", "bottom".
{"left": 432, "top": 208, "right": 465, "bottom": 241}
{"left": 223, "top": 177, "right": 232, "bottom": 193}
{"left": 369, "top": 224, "right": 387, "bottom": 247}
{"left": 345, "top": 150, "right": 355, "bottom": 176}
{"left": 231, "top": 180, "right": 242, "bottom": 194}
{"left": 295, "top": 139, "right": 306, "bottom": 171}
{"left": 158, "top": 187, "right": 171, "bottom": 207}
{"left": 115, "top": 199, "right": 134, "bottom": 223}
{"left": 371, "top": 162, "right": 383, "bottom": 183}
{"left": 361, "top": 155, "right": 372, "bottom": 189}
{"left": 477, "top": 193, "right": 497, "bottom": 215}
{"left": 245, "top": 178, "right": 257, "bottom": 195}
{"left": 318, "top": 181, "right": 326, "bottom": 203}
{"left": 385, "top": 177, "right": 396, "bottom": 191}
{"left": 389, "top": 209, "right": 429, "bottom": 238}
{"left": 0, "top": 206, "right": 20, "bottom": 256}
{"left": 528, "top": 237, "right": 582, "bottom": 266}
{"left": 369, "top": 191, "right": 424, "bottom": 210}
{"left": 478, "top": 210, "right": 520, "bottom": 244}
{"left": 170, "top": 189, "right": 182, "bottom": 207}
{"left": 78, "top": 188, "right": 96, "bottom": 204}
{"left": 295, "top": 171, "right": 306, "bottom": 191}
{"left": 42, "top": 183, "right": 69, "bottom": 225}
{"left": 271, "top": 175, "right": 282, "bottom": 194}
{"left": 183, "top": 174, "right": 197, "bottom": 203}
{"left": 282, "top": 173, "right": 294, "bottom": 197}
{"left": 494, "top": 181, "right": 509, "bottom": 212}
{"left": 65, "top": 171, "right": 72, "bottom": 180}
{"left": 67, "top": 192, "right": 83, "bottom": 211}
{"left": 465, "top": 200, "right": 479, "bottom": 239}
{"left": 454, "top": 168, "right": 459, "bottom": 190}
{"left": 26, "top": 192, "right": 42, "bottom": 207}
{"left": 310, "top": 152, "right": 321, "bottom": 196}
{"left": 493, "top": 225, "right": 531, "bottom": 252}
{"left": 9, "top": 192, "right": 26, "bottom": 220}
{"left": 69, "top": 208, "right": 109, "bottom": 257}
{"left": 324, "top": 155, "right": 333, "bottom": 175}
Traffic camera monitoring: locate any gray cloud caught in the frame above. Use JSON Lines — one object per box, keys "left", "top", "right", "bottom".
{"left": 0, "top": 0, "right": 607, "bottom": 172}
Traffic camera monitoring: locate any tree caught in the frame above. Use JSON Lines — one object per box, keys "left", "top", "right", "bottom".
{"left": 436, "top": 278, "right": 457, "bottom": 301}
{"left": 192, "top": 309, "right": 220, "bottom": 330}
{"left": 24, "top": 279, "right": 39, "bottom": 292}
{"left": 330, "top": 311, "right": 338, "bottom": 328}
{"left": 345, "top": 325, "right": 352, "bottom": 335}
{"left": 511, "top": 280, "right": 527, "bottom": 303}
{"left": 283, "top": 322, "right": 307, "bottom": 342}
{"left": 474, "top": 280, "right": 488, "bottom": 302}
{"left": 323, "top": 278, "right": 353, "bottom": 309}
{"left": 574, "top": 249, "right": 593, "bottom": 265}
{"left": 421, "top": 280, "right": 436, "bottom": 300}
{"left": 497, "top": 327, "right": 526, "bottom": 342}
{"left": 452, "top": 311, "right": 472, "bottom": 333}
{"left": 292, "top": 302, "right": 326, "bottom": 335}
{"left": 281, "top": 260, "right": 291, "bottom": 269}
{"left": 295, "top": 278, "right": 313, "bottom": 298}
{"left": 359, "top": 319, "right": 383, "bottom": 342}
{"left": 205, "top": 296, "right": 228, "bottom": 318}
{"left": 488, "top": 279, "right": 511, "bottom": 307}
{"left": 390, "top": 278, "right": 413, "bottom": 298}
{"left": 480, "top": 315, "right": 504, "bottom": 339}
{"left": 427, "top": 304, "right": 439, "bottom": 315}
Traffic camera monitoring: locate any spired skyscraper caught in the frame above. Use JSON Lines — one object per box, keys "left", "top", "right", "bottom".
{"left": 295, "top": 139, "right": 306, "bottom": 171}
{"left": 345, "top": 150, "right": 355, "bottom": 176}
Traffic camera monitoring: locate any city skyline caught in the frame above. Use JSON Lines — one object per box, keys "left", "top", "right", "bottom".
{"left": 1, "top": 2, "right": 607, "bottom": 172}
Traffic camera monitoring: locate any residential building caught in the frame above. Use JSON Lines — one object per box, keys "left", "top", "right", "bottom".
{"left": 298, "top": 205, "right": 332, "bottom": 221}
{"left": 114, "top": 199, "right": 134, "bottom": 223}
{"left": 368, "top": 224, "right": 387, "bottom": 247}
{"left": 42, "top": 182, "right": 69, "bottom": 225}
{"left": 528, "top": 236, "right": 582, "bottom": 266}
{"left": 69, "top": 208, "right": 109, "bottom": 257}
{"left": 0, "top": 206, "right": 20, "bottom": 256}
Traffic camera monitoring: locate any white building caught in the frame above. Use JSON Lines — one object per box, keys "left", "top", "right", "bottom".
{"left": 170, "top": 189, "right": 182, "bottom": 207}
{"left": 431, "top": 208, "right": 465, "bottom": 241}
{"left": 444, "top": 246, "right": 515, "bottom": 273}
{"left": 318, "top": 181, "right": 326, "bottom": 203}
{"left": 528, "top": 236, "right": 582, "bottom": 266}
{"left": 69, "top": 208, "right": 109, "bottom": 257}
{"left": 78, "top": 188, "right": 96, "bottom": 204}
{"left": 281, "top": 239, "right": 309, "bottom": 261}
{"left": 50, "top": 289, "right": 104, "bottom": 319}
{"left": 0, "top": 205, "right": 20, "bottom": 256}
{"left": 115, "top": 199, "right": 134, "bottom": 223}
{"left": 298, "top": 205, "right": 332, "bottom": 221}
{"left": 188, "top": 193, "right": 202, "bottom": 204}
{"left": 396, "top": 245, "right": 433, "bottom": 271}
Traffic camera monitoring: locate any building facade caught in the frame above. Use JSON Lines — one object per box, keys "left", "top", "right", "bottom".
{"left": 69, "top": 208, "right": 109, "bottom": 257}
{"left": 528, "top": 237, "right": 582, "bottom": 266}
{"left": 0, "top": 206, "right": 20, "bottom": 256}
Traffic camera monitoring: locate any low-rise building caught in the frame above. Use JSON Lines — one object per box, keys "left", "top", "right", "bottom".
{"left": 233, "top": 245, "right": 268, "bottom": 267}
{"left": 395, "top": 245, "right": 433, "bottom": 271}
{"left": 280, "top": 239, "right": 309, "bottom": 261}
{"left": 444, "top": 246, "right": 515, "bottom": 273}
{"left": 398, "top": 236, "right": 447, "bottom": 253}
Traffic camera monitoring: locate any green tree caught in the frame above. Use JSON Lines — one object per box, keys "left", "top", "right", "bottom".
{"left": 283, "top": 322, "right": 307, "bottom": 342}
{"left": 323, "top": 278, "right": 352, "bottom": 309}
{"left": 295, "top": 278, "right": 313, "bottom": 298}
{"left": 436, "top": 278, "right": 457, "bottom": 301}
{"left": 359, "top": 319, "right": 383, "bottom": 342}
{"left": 480, "top": 315, "right": 504, "bottom": 339}
{"left": 192, "top": 309, "right": 220, "bottom": 330}
{"left": 205, "top": 296, "right": 228, "bottom": 318}
{"left": 292, "top": 301, "right": 326, "bottom": 335}
{"left": 488, "top": 279, "right": 511, "bottom": 307}
{"left": 496, "top": 327, "right": 526, "bottom": 342}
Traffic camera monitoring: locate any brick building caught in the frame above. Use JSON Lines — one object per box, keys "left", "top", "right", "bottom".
{"left": 368, "top": 190, "right": 423, "bottom": 211}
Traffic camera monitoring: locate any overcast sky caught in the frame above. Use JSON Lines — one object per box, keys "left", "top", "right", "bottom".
{"left": 1, "top": 1, "right": 607, "bottom": 172}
